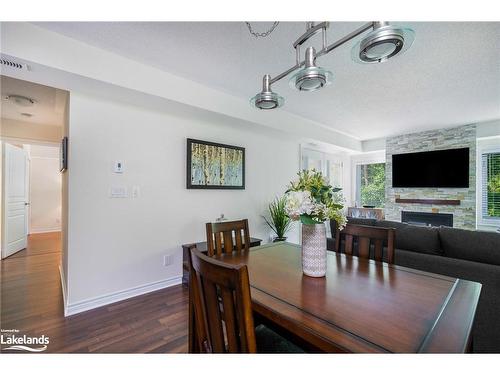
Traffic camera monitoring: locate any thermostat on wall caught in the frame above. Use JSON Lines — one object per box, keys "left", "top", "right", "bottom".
{"left": 114, "top": 160, "right": 124, "bottom": 173}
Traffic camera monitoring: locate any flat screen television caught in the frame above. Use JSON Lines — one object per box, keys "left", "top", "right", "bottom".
{"left": 392, "top": 148, "right": 469, "bottom": 188}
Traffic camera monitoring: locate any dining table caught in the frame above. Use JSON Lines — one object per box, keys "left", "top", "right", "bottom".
{"left": 191, "top": 241, "right": 482, "bottom": 353}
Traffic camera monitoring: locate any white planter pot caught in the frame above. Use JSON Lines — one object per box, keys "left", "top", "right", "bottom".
{"left": 301, "top": 223, "right": 327, "bottom": 277}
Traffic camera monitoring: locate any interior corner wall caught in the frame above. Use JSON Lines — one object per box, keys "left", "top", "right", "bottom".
{"left": 66, "top": 91, "right": 301, "bottom": 311}
{"left": 0, "top": 141, "right": 3, "bottom": 249}
{"left": 385, "top": 124, "right": 477, "bottom": 229}
{"left": 61, "top": 94, "right": 70, "bottom": 311}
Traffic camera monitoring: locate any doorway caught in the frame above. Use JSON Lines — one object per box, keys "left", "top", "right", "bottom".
{"left": 1, "top": 76, "right": 67, "bottom": 259}
{"left": 1, "top": 142, "right": 62, "bottom": 258}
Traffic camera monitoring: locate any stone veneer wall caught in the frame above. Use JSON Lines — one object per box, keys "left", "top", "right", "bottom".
{"left": 385, "top": 124, "right": 476, "bottom": 229}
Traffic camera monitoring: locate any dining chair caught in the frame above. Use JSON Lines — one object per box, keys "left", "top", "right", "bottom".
{"left": 188, "top": 247, "right": 305, "bottom": 353}
{"left": 206, "top": 219, "right": 251, "bottom": 256}
{"left": 335, "top": 224, "right": 395, "bottom": 264}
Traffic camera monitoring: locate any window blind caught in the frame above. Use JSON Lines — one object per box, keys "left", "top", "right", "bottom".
{"left": 482, "top": 152, "right": 500, "bottom": 219}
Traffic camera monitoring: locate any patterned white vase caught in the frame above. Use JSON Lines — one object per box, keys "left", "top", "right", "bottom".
{"left": 301, "top": 223, "right": 327, "bottom": 277}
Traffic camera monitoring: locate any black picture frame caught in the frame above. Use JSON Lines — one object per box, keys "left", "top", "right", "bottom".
{"left": 187, "top": 138, "right": 245, "bottom": 189}
{"left": 60, "top": 136, "right": 68, "bottom": 172}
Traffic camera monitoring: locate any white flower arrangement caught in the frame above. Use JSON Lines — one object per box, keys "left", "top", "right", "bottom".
{"left": 284, "top": 190, "right": 315, "bottom": 220}
{"left": 284, "top": 169, "right": 347, "bottom": 229}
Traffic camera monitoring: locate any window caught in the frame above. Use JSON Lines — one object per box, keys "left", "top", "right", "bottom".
{"left": 482, "top": 152, "right": 500, "bottom": 220}
{"left": 301, "top": 148, "right": 344, "bottom": 188}
{"left": 327, "top": 159, "right": 343, "bottom": 189}
{"left": 355, "top": 163, "right": 386, "bottom": 208}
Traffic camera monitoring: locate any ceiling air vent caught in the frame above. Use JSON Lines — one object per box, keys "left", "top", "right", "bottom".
{"left": 1, "top": 58, "right": 30, "bottom": 71}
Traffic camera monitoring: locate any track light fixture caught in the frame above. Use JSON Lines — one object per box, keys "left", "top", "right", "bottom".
{"left": 353, "top": 22, "right": 415, "bottom": 64}
{"left": 250, "top": 74, "right": 284, "bottom": 110}
{"left": 251, "top": 21, "right": 415, "bottom": 110}
{"left": 290, "top": 47, "right": 333, "bottom": 92}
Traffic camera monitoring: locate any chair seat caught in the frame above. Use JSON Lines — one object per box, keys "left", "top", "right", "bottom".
{"left": 255, "top": 324, "right": 305, "bottom": 353}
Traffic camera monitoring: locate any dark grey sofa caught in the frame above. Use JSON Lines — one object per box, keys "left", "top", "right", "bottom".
{"left": 327, "top": 217, "right": 500, "bottom": 353}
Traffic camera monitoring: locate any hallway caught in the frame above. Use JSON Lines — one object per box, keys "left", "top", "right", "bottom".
{"left": 0, "top": 232, "right": 188, "bottom": 353}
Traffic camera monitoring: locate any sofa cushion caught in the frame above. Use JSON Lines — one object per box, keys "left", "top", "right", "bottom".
{"left": 374, "top": 220, "right": 408, "bottom": 231}
{"left": 439, "top": 226, "right": 500, "bottom": 266}
{"left": 346, "top": 217, "right": 377, "bottom": 227}
{"left": 395, "top": 225, "right": 442, "bottom": 255}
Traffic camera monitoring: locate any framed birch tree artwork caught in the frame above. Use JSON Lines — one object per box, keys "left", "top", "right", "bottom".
{"left": 186, "top": 138, "right": 245, "bottom": 189}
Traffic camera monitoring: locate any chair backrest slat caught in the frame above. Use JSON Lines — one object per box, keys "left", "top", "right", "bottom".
{"left": 335, "top": 224, "right": 395, "bottom": 264}
{"left": 344, "top": 234, "right": 354, "bottom": 256}
{"left": 235, "top": 229, "right": 243, "bottom": 252}
{"left": 202, "top": 277, "right": 226, "bottom": 352}
{"left": 220, "top": 288, "right": 239, "bottom": 352}
{"left": 223, "top": 231, "right": 234, "bottom": 254}
{"left": 206, "top": 219, "right": 251, "bottom": 256}
{"left": 188, "top": 247, "right": 257, "bottom": 353}
{"left": 373, "top": 238, "right": 383, "bottom": 261}
{"left": 358, "top": 237, "right": 370, "bottom": 259}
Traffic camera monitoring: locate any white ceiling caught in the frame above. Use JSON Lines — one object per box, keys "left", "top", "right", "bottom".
{"left": 32, "top": 22, "right": 500, "bottom": 140}
{"left": 1, "top": 75, "right": 67, "bottom": 127}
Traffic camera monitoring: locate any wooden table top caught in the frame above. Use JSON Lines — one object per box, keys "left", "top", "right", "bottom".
{"left": 213, "top": 242, "right": 482, "bottom": 353}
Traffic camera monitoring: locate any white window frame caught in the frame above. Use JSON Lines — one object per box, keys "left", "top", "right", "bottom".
{"left": 351, "top": 151, "right": 386, "bottom": 208}
{"left": 477, "top": 140, "right": 500, "bottom": 228}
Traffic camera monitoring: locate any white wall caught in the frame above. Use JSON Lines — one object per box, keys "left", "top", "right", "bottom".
{"left": 66, "top": 91, "right": 301, "bottom": 313}
{"left": 0, "top": 118, "right": 62, "bottom": 143}
{"left": 29, "top": 144, "right": 61, "bottom": 234}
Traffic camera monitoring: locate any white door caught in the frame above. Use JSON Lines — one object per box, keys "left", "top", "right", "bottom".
{"left": 2, "top": 143, "right": 29, "bottom": 258}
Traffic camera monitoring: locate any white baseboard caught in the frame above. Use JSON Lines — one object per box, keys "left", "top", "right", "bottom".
{"left": 65, "top": 276, "right": 182, "bottom": 317}
{"left": 58, "top": 264, "right": 68, "bottom": 316}
{"left": 30, "top": 228, "right": 62, "bottom": 234}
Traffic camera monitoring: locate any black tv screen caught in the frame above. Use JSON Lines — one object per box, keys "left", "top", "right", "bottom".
{"left": 392, "top": 148, "right": 469, "bottom": 188}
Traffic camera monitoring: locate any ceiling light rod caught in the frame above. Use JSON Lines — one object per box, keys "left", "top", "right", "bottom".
{"left": 269, "top": 21, "right": 375, "bottom": 85}
{"left": 293, "top": 21, "right": 329, "bottom": 49}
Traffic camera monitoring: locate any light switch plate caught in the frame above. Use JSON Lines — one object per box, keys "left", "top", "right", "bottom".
{"left": 132, "top": 186, "right": 140, "bottom": 198}
{"left": 109, "top": 186, "right": 128, "bottom": 198}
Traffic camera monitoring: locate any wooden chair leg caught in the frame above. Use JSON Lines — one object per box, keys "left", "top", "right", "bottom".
{"left": 188, "top": 279, "right": 200, "bottom": 353}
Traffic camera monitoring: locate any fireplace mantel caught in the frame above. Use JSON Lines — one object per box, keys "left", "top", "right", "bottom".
{"left": 395, "top": 198, "right": 461, "bottom": 206}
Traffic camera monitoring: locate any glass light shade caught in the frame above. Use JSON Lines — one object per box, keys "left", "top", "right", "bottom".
{"left": 289, "top": 66, "right": 333, "bottom": 92}
{"left": 250, "top": 91, "right": 284, "bottom": 110}
{"left": 365, "top": 42, "right": 397, "bottom": 59}
{"left": 351, "top": 27, "right": 415, "bottom": 64}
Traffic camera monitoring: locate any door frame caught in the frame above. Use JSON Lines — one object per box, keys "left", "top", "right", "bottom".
{"left": 1, "top": 137, "right": 60, "bottom": 259}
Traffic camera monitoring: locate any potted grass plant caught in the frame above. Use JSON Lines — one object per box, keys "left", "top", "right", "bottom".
{"left": 263, "top": 195, "right": 293, "bottom": 242}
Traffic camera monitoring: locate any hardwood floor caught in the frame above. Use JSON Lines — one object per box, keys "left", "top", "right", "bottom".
{"left": 1, "top": 232, "right": 189, "bottom": 353}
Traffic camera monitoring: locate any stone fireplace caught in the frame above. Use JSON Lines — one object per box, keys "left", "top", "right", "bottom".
{"left": 401, "top": 211, "right": 453, "bottom": 227}
{"left": 384, "top": 124, "right": 476, "bottom": 230}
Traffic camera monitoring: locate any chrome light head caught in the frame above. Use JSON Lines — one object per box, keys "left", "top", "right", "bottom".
{"left": 289, "top": 47, "right": 333, "bottom": 92}
{"left": 352, "top": 22, "right": 415, "bottom": 63}
{"left": 250, "top": 74, "right": 284, "bottom": 110}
